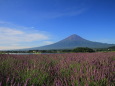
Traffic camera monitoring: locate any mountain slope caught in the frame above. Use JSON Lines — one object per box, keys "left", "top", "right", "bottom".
{"left": 30, "top": 34, "right": 115, "bottom": 50}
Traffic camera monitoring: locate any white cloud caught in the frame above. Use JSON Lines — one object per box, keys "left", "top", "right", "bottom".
{"left": 0, "top": 46, "right": 31, "bottom": 50}
{"left": 95, "top": 39, "right": 115, "bottom": 44}
{"left": 43, "top": 41, "right": 54, "bottom": 45}
{"left": 0, "top": 26, "right": 50, "bottom": 50}
{"left": 24, "top": 34, "right": 48, "bottom": 42}
{"left": 36, "top": 8, "right": 86, "bottom": 19}
{"left": 0, "top": 27, "right": 49, "bottom": 42}
{"left": 0, "top": 27, "right": 24, "bottom": 35}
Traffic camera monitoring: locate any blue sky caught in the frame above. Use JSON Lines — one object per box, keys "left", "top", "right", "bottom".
{"left": 0, "top": 0, "right": 115, "bottom": 50}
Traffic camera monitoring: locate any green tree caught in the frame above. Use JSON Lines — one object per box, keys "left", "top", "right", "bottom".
{"left": 73, "top": 47, "right": 95, "bottom": 52}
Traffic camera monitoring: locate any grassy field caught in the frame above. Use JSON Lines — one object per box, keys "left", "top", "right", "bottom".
{"left": 0, "top": 52, "right": 115, "bottom": 86}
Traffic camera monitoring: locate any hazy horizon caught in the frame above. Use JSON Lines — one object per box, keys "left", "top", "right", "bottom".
{"left": 0, "top": 0, "right": 115, "bottom": 50}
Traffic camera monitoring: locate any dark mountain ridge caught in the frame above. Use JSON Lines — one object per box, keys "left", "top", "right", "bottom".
{"left": 30, "top": 34, "right": 115, "bottom": 50}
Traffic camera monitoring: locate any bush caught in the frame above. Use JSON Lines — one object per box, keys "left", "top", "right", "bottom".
{"left": 73, "top": 47, "right": 95, "bottom": 52}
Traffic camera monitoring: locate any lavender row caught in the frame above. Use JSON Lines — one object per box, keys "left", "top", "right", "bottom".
{"left": 0, "top": 52, "right": 115, "bottom": 86}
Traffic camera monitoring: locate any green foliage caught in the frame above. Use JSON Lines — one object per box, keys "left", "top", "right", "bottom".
{"left": 89, "top": 81, "right": 98, "bottom": 86}
{"left": 19, "top": 69, "right": 49, "bottom": 85}
{"left": 60, "top": 68, "right": 72, "bottom": 78}
{"left": 0, "top": 57, "right": 16, "bottom": 75}
{"left": 98, "top": 78, "right": 108, "bottom": 86}
{"left": 69, "top": 63, "right": 81, "bottom": 71}
{"left": 73, "top": 47, "right": 95, "bottom": 52}
{"left": 74, "top": 80, "right": 79, "bottom": 86}
{"left": 0, "top": 51, "right": 5, "bottom": 54}
{"left": 89, "top": 78, "right": 108, "bottom": 86}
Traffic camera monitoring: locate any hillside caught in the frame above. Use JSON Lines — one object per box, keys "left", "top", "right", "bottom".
{"left": 30, "top": 34, "right": 115, "bottom": 50}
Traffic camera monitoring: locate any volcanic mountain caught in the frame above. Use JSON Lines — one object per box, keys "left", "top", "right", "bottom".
{"left": 30, "top": 34, "right": 115, "bottom": 50}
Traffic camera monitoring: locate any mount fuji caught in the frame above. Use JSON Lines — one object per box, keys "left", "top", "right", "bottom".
{"left": 30, "top": 34, "right": 115, "bottom": 50}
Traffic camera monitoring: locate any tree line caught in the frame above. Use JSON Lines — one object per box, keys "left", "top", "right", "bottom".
{"left": 1, "top": 46, "right": 115, "bottom": 54}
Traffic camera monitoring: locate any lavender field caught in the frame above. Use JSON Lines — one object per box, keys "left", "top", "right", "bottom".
{"left": 0, "top": 52, "right": 115, "bottom": 86}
